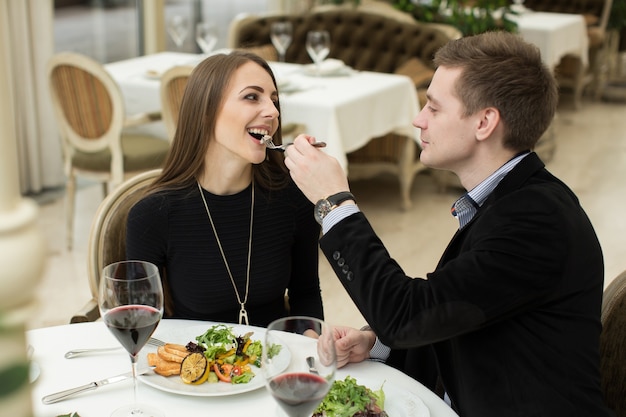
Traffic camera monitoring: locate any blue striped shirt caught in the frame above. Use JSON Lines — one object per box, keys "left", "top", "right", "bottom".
{"left": 451, "top": 152, "right": 530, "bottom": 228}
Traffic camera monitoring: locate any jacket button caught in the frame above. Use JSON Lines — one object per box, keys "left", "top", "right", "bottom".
{"left": 337, "top": 258, "right": 345, "bottom": 267}
{"left": 333, "top": 251, "right": 341, "bottom": 260}
{"left": 346, "top": 271, "right": 354, "bottom": 281}
{"left": 341, "top": 265, "right": 350, "bottom": 274}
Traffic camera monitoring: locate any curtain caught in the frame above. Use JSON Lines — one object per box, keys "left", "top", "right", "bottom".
{"left": 2, "top": 0, "right": 64, "bottom": 194}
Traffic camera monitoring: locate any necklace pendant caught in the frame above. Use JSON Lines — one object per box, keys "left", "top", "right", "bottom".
{"left": 239, "top": 305, "right": 249, "bottom": 325}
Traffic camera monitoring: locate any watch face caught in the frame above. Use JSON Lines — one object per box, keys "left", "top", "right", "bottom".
{"left": 314, "top": 199, "right": 332, "bottom": 224}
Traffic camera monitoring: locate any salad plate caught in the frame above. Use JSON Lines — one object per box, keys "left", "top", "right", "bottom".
{"left": 332, "top": 374, "right": 431, "bottom": 417}
{"left": 137, "top": 323, "right": 291, "bottom": 396}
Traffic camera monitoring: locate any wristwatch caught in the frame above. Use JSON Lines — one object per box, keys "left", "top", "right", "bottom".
{"left": 314, "top": 191, "right": 356, "bottom": 225}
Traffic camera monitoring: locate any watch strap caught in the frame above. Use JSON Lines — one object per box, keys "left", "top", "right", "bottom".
{"left": 327, "top": 191, "right": 356, "bottom": 206}
{"left": 315, "top": 191, "right": 356, "bottom": 225}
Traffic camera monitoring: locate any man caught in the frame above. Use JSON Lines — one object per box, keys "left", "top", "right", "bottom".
{"left": 284, "top": 31, "right": 612, "bottom": 416}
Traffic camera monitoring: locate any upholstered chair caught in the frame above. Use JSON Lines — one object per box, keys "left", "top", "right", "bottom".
{"left": 600, "top": 269, "right": 626, "bottom": 416}
{"left": 47, "top": 52, "right": 169, "bottom": 250}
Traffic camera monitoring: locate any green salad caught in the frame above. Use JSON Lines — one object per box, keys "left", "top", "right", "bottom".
{"left": 187, "top": 324, "right": 264, "bottom": 384}
{"left": 313, "top": 376, "right": 387, "bottom": 417}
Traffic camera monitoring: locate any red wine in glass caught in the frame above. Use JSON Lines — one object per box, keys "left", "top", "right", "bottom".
{"left": 104, "top": 305, "right": 161, "bottom": 356}
{"left": 99, "top": 260, "right": 164, "bottom": 417}
{"left": 268, "top": 372, "right": 330, "bottom": 417}
{"left": 262, "top": 316, "right": 336, "bottom": 417}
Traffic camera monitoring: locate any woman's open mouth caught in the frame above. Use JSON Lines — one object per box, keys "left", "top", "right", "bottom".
{"left": 248, "top": 129, "right": 271, "bottom": 144}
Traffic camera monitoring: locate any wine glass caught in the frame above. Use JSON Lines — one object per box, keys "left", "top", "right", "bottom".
{"left": 196, "top": 21, "right": 218, "bottom": 55}
{"left": 270, "top": 21, "right": 293, "bottom": 62}
{"left": 262, "top": 316, "right": 336, "bottom": 417}
{"left": 167, "top": 15, "right": 189, "bottom": 50}
{"left": 512, "top": 0, "right": 526, "bottom": 11}
{"left": 99, "top": 260, "right": 164, "bottom": 417}
{"left": 306, "top": 30, "right": 330, "bottom": 76}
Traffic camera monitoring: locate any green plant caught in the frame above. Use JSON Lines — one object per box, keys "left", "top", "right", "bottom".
{"left": 319, "top": 0, "right": 361, "bottom": 5}
{"left": 392, "top": 0, "right": 518, "bottom": 36}
{"left": 608, "top": 0, "right": 626, "bottom": 31}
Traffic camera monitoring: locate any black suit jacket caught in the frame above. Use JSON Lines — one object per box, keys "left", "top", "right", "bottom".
{"left": 320, "top": 153, "right": 612, "bottom": 417}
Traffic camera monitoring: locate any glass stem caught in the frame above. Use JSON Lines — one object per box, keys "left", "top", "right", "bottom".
{"left": 130, "top": 354, "right": 140, "bottom": 411}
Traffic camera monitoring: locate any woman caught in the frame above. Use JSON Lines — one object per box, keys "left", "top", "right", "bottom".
{"left": 126, "top": 51, "right": 324, "bottom": 327}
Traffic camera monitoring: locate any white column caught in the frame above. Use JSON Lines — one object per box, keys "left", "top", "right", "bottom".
{"left": 144, "top": 0, "right": 166, "bottom": 54}
{"left": 0, "top": 2, "right": 46, "bottom": 415}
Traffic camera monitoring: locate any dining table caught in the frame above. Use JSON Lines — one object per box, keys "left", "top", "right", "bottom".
{"left": 508, "top": 11, "right": 589, "bottom": 71}
{"left": 104, "top": 51, "right": 421, "bottom": 173}
{"left": 28, "top": 319, "right": 458, "bottom": 417}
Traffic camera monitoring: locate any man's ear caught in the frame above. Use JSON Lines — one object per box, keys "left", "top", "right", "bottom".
{"left": 475, "top": 107, "right": 500, "bottom": 142}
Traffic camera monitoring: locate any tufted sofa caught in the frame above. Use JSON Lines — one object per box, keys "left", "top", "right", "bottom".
{"left": 228, "top": 8, "right": 459, "bottom": 209}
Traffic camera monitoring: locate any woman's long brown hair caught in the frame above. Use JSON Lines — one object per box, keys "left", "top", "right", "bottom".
{"left": 147, "top": 50, "right": 289, "bottom": 195}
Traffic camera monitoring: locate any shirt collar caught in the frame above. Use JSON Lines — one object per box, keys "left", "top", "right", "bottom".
{"left": 451, "top": 151, "right": 530, "bottom": 228}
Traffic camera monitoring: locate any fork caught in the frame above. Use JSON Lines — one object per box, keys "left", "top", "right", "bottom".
{"left": 306, "top": 356, "right": 319, "bottom": 375}
{"left": 262, "top": 135, "right": 326, "bottom": 152}
{"left": 64, "top": 337, "right": 166, "bottom": 359}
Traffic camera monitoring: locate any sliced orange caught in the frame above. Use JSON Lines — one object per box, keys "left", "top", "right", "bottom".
{"left": 191, "top": 365, "right": 209, "bottom": 385}
{"left": 180, "top": 352, "right": 208, "bottom": 384}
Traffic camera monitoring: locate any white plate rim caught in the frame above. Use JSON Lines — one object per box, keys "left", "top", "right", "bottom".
{"left": 137, "top": 323, "right": 290, "bottom": 397}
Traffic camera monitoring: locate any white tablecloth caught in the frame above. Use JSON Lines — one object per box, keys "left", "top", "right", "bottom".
{"left": 104, "top": 52, "right": 420, "bottom": 173}
{"left": 510, "top": 11, "right": 589, "bottom": 70}
{"left": 28, "top": 320, "right": 458, "bottom": 417}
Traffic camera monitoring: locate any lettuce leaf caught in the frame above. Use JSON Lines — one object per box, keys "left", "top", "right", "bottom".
{"left": 314, "top": 376, "right": 386, "bottom": 417}
{"left": 195, "top": 324, "right": 237, "bottom": 360}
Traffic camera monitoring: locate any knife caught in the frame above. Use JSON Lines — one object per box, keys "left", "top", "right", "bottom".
{"left": 41, "top": 368, "right": 152, "bottom": 404}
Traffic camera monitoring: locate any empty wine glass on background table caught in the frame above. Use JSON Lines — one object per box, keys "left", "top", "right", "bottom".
{"left": 306, "top": 30, "right": 330, "bottom": 76}
{"left": 167, "top": 15, "right": 189, "bottom": 50}
{"left": 99, "top": 260, "right": 164, "bottom": 417}
{"left": 511, "top": 0, "right": 526, "bottom": 11}
{"left": 262, "top": 316, "right": 336, "bottom": 417}
{"left": 270, "top": 21, "right": 293, "bottom": 62}
{"left": 196, "top": 21, "right": 218, "bottom": 55}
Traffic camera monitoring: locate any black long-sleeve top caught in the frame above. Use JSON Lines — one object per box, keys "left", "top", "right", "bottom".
{"left": 126, "top": 180, "right": 324, "bottom": 327}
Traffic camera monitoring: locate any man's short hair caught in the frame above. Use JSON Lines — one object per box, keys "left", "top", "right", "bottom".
{"left": 434, "top": 31, "right": 558, "bottom": 151}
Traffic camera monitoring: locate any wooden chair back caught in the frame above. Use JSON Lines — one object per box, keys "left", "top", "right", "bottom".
{"left": 48, "top": 52, "right": 127, "bottom": 183}
{"left": 160, "top": 65, "right": 194, "bottom": 141}
{"left": 48, "top": 52, "right": 169, "bottom": 249}
{"left": 600, "top": 269, "right": 626, "bottom": 416}
{"left": 71, "top": 169, "right": 162, "bottom": 323}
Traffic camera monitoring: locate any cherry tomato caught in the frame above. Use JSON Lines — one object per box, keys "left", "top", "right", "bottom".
{"left": 213, "top": 363, "right": 231, "bottom": 383}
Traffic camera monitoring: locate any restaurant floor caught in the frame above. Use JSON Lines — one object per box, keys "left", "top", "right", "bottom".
{"left": 27, "top": 94, "right": 626, "bottom": 330}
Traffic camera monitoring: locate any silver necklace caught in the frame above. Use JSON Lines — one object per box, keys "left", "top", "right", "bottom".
{"left": 197, "top": 181, "right": 254, "bottom": 325}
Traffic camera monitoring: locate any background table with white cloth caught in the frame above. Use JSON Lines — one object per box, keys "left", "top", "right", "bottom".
{"left": 511, "top": 11, "right": 589, "bottom": 71}
{"left": 104, "top": 52, "right": 421, "bottom": 173}
{"left": 28, "top": 319, "right": 458, "bottom": 417}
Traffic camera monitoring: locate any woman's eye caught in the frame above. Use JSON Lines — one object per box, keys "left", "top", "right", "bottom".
{"left": 244, "top": 93, "right": 258, "bottom": 101}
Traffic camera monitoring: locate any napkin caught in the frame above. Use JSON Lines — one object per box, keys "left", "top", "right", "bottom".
{"left": 144, "top": 69, "right": 162, "bottom": 79}
{"left": 304, "top": 59, "right": 349, "bottom": 76}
